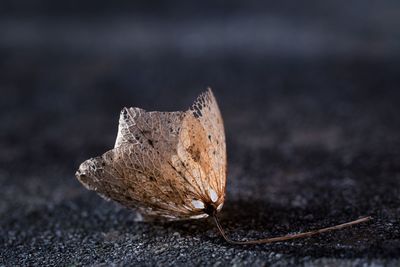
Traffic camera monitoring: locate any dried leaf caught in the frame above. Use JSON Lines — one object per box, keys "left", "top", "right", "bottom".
{"left": 76, "top": 88, "right": 226, "bottom": 221}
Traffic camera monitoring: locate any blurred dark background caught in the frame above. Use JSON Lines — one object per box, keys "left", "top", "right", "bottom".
{"left": 1, "top": 1, "right": 400, "bottom": 266}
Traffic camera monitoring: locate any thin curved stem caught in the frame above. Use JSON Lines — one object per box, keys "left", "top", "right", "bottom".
{"left": 213, "top": 215, "right": 372, "bottom": 245}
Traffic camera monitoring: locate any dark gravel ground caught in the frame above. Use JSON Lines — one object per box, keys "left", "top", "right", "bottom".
{"left": 1, "top": 1, "right": 400, "bottom": 266}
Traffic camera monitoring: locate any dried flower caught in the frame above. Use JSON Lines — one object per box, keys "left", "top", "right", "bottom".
{"left": 76, "top": 88, "right": 371, "bottom": 245}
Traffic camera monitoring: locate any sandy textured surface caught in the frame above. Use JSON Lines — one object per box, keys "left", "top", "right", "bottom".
{"left": 1, "top": 1, "right": 400, "bottom": 266}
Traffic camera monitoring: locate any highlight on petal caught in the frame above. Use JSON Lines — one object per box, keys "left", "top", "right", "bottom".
{"left": 208, "top": 188, "right": 218, "bottom": 202}
{"left": 192, "top": 199, "right": 205, "bottom": 209}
